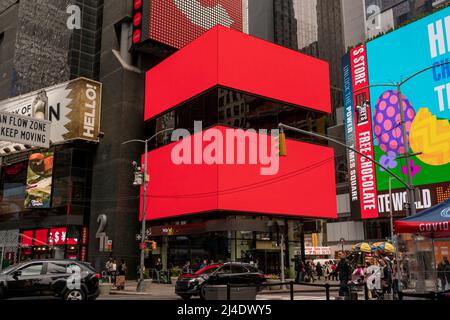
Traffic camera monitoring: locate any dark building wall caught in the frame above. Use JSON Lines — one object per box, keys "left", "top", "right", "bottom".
{"left": 12, "top": 0, "right": 72, "bottom": 95}
{"left": 248, "top": 0, "right": 274, "bottom": 43}
{"left": 70, "top": 0, "right": 104, "bottom": 80}
{"left": 273, "top": 0, "right": 298, "bottom": 51}
{"left": 88, "top": 0, "right": 145, "bottom": 275}
{"left": 0, "top": 1, "right": 18, "bottom": 100}
{"left": 0, "top": 0, "right": 104, "bottom": 98}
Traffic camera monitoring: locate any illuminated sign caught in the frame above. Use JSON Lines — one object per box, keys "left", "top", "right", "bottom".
{"left": 342, "top": 7, "right": 450, "bottom": 219}
{"left": 142, "top": 0, "right": 243, "bottom": 49}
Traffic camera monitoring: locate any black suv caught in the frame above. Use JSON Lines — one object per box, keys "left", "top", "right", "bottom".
{"left": 176, "top": 262, "right": 265, "bottom": 300}
{"left": 0, "top": 260, "right": 100, "bottom": 300}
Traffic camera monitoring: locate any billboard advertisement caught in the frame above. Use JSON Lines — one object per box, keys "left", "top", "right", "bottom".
{"left": 0, "top": 111, "right": 51, "bottom": 149}
{"left": 24, "top": 152, "right": 54, "bottom": 209}
{"left": 141, "top": 126, "right": 337, "bottom": 221}
{"left": 0, "top": 78, "right": 102, "bottom": 156}
{"left": 139, "top": 0, "right": 243, "bottom": 49}
{"left": 343, "top": 6, "right": 450, "bottom": 219}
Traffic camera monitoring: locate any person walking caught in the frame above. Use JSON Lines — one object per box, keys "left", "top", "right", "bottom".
{"left": 380, "top": 258, "right": 393, "bottom": 300}
{"left": 334, "top": 251, "right": 351, "bottom": 298}
{"left": 437, "top": 257, "right": 448, "bottom": 291}
{"left": 110, "top": 259, "right": 117, "bottom": 288}
{"left": 295, "top": 257, "right": 305, "bottom": 283}
{"left": 331, "top": 261, "right": 337, "bottom": 281}
{"left": 316, "top": 262, "right": 323, "bottom": 281}
{"left": 182, "top": 261, "right": 191, "bottom": 274}
{"left": 116, "top": 259, "right": 127, "bottom": 290}
{"left": 155, "top": 257, "right": 163, "bottom": 283}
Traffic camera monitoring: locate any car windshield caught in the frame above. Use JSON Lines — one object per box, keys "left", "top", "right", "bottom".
{"left": 195, "top": 266, "right": 220, "bottom": 275}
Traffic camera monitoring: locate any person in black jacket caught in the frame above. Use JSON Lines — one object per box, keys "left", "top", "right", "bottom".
{"left": 335, "top": 251, "right": 351, "bottom": 297}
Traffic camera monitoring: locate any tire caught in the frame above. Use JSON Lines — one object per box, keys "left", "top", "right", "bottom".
{"left": 199, "top": 284, "right": 206, "bottom": 300}
{"left": 64, "top": 289, "right": 86, "bottom": 301}
{"left": 179, "top": 294, "right": 192, "bottom": 300}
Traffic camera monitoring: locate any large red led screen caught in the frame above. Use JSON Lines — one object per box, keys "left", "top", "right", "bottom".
{"left": 145, "top": 26, "right": 331, "bottom": 121}
{"left": 149, "top": 0, "right": 243, "bottom": 49}
{"left": 141, "top": 126, "right": 337, "bottom": 221}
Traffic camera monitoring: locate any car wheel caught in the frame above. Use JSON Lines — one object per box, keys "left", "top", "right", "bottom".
{"left": 199, "top": 284, "right": 206, "bottom": 300}
{"left": 64, "top": 289, "right": 86, "bottom": 301}
{"left": 179, "top": 294, "right": 192, "bottom": 300}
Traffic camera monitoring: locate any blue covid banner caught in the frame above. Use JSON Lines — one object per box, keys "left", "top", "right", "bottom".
{"left": 342, "top": 52, "right": 361, "bottom": 218}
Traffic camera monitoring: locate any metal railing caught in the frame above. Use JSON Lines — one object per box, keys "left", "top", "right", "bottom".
{"left": 223, "top": 281, "right": 369, "bottom": 301}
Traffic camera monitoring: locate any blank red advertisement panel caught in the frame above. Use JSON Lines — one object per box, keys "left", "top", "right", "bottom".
{"left": 141, "top": 126, "right": 337, "bottom": 221}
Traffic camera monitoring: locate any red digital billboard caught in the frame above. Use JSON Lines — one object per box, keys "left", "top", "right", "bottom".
{"left": 141, "top": 126, "right": 337, "bottom": 221}
{"left": 145, "top": 26, "right": 331, "bottom": 121}
{"left": 148, "top": 0, "right": 243, "bottom": 49}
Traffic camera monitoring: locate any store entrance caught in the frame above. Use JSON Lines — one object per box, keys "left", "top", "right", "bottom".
{"left": 253, "top": 250, "right": 280, "bottom": 275}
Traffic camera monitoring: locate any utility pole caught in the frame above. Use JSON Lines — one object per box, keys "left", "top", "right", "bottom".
{"left": 122, "top": 128, "right": 174, "bottom": 292}
{"left": 397, "top": 84, "right": 416, "bottom": 216}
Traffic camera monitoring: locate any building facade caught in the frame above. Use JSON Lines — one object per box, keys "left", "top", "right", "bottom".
{"left": 0, "top": 0, "right": 103, "bottom": 267}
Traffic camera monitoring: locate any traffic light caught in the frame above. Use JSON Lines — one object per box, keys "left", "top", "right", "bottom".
{"left": 279, "top": 129, "right": 287, "bottom": 157}
{"left": 151, "top": 241, "right": 157, "bottom": 250}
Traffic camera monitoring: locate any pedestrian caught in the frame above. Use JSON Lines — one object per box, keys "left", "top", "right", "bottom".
{"left": 105, "top": 258, "right": 113, "bottom": 283}
{"left": 316, "top": 262, "right": 323, "bottom": 280}
{"left": 155, "top": 257, "right": 163, "bottom": 283}
{"left": 323, "top": 262, "right": 332, "bottom": 281}
{"left": 380, "top": 257, "right": 393, "bottom": 299}
{"left": 352, "top": 264, "right": 365, "bottom": 284}
{"left": 182, "top": 261, "right": 191, "bottom": 274}
{"left": 116, "top": 259, "right": 127, "bottom": 290}
{"left": 295, "top": 256, "right": 305, "bottom": 283}
{"left": 437, "top": 257, "right": 448, "bottom": 291}
{"left": 334, "top": 251, "right": 351, "bottom": 298}
{"left": 110, "top": 259, "right": 117, "bottom": 287}
{"left": 331, "top": 261, "right": 337, "bottom": 281}
{"left": 445, "top": 257, "right": 450, "bottom": 291}
{"left": 199, "top": 259, "right": 208, "bottom": 270}
{"left": 366, "top": 260, "right": 382, "bottom": 299}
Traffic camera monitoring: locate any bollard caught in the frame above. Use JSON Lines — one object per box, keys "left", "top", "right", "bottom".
{"left": 290, "top": 282, "right": 294, "bottom": 300}
{"left": 364, "top": 283, "right": 369, "bottom": 300}
{"left": 325, "top": 283, "right": 330, "bottom": 301}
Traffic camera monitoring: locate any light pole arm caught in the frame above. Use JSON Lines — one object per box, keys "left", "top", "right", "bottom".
{"left": 278, "top": 123, "right": 410, "bottom": 189}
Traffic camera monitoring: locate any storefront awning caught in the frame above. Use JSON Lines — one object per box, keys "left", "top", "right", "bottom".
{"left": 394, "top": 198, "right": 450, "bottom": 238}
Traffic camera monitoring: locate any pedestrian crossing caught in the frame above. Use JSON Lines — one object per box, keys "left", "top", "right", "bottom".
{"left": 257, "top": 294, "right": 326, "bottom": 301}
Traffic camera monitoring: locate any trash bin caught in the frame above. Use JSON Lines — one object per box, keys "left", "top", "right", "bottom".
{"left": 204, "top": 285, "right": 258, "bottom": 300}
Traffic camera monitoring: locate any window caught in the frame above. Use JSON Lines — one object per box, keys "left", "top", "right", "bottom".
{"left": 231, "top": 265, "right": 247, "bottom": 274}
{"left": 46, "top": 262, "right": 68, "bottom": 274}
{"left": 19, "top": 263, "right": 43, "bottom": 276}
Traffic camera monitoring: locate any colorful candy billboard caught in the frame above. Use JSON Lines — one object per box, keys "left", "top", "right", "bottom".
{"left": 343, "top": 6, "right": 450, "bottom": 219}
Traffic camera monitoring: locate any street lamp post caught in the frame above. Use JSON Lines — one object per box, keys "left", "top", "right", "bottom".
{"left": 122, "top": 128, "right": 174, "bottom": 292}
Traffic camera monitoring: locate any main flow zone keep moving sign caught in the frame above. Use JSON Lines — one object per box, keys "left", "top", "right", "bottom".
{"left": 0, "top": 111, "right": 51, "bottom": 149}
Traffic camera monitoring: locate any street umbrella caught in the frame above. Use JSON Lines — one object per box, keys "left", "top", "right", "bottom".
{"left": 373, "top": 242, "right": 396, "bottom": 254}
{"left": 352, "top": 242, "right": 375, "bottom": 253}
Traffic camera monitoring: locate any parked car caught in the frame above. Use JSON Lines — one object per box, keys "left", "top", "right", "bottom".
{"left": 175, "top": 262, "right": 265, "bottom": 300}
{"left": 0, "top": 259, "right": 100, "bottom": 301}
